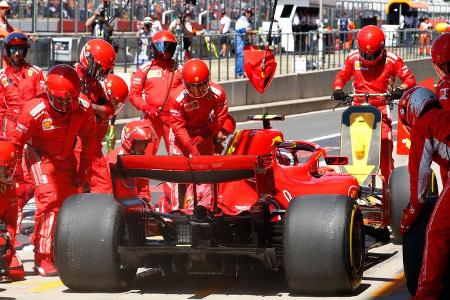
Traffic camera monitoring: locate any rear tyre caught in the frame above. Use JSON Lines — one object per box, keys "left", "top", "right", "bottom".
{"left": 390, "top": 167, "right": 439, "bottom": 245}
{"left": 283, "top": 195, "right": 364, "bottom": 294}
{"left": 55, "top": 193, "right": 137, "bottom": 291}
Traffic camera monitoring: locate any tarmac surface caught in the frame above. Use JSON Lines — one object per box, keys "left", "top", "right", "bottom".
{"left": 5, "top": 107, "right": 421, "bottom": 300}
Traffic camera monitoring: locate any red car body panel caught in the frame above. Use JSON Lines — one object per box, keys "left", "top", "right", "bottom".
{"left": 118, "top": 127, "right": 360, "bottom": 216}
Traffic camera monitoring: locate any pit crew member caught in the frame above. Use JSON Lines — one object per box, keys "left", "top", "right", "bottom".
{"left": 0, "top": 32, "right": 45, "bottom": 233}
{"left": 397, "top": 87, "right": 450, "bottom": 300}
{"left": 168, "top": 58, "right": 228, "bottom": 157}
{"left": 129, "top": 30, "right": 182, "bottom": 155}
{"left": 333, "top": 25, "right": 416, "bottom": 183}
{"left": 107, "top": 120, "right": 156, "bottom": 204}
{"left": 8, "top": 65, "right": 96, "bottom": 276}
{"left": 75, "top": 38, "right": 116, "bottom": 193}
{"left": 0, "top": 138, "right": 24, "bottom": 282}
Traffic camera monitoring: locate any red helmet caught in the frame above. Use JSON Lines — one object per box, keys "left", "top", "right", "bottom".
{"left": 0, "top": 138, "right": 16, "bottom": 184}
{"left": 79, "top": 39, "right": 115, "bottom": 80}
{"left": 182, "top": 59, "right": 210, "bottom": 98}
{"left": 121, "top": 120, "right": 156, "bottom": 153}
{"left": 103, "top": 74, "right": 128, "bottom": 113}
{"left": 357, "top": 25, "right": 386, "bottom": 66}
{"left": 431, "top": 33, "right": 450, "bottom": 79}
{"left": 151, "top": 30, "right": 177, "bottom": 61}
{"left": 222, "top": 114, "right": 236, "bottom": 134}
{"left": 398, "top": 86, "right": 439, "bottom": 131}
{"left": 46, "top": 64, "right": 81, "bottom": 113}
{"left": 5, "top": 31, "right": 30, "bottom": 58}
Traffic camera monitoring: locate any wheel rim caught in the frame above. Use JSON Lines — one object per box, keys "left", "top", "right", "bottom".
{"left": 349, "top": 205, "right": 364, "bottom": 283}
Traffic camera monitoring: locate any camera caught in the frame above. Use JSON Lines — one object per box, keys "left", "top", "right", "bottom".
{"left": 99, "top": 8, "right": 106, "bottom": 17}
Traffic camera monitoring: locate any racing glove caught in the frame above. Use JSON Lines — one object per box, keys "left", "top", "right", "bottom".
{"left": 400, "top": 204, "right": 424, "bottom": 235}
{"left": 143, "top": 104, "right": 159, "bottom": 118}
{"left": 73, "top": 161, "right": 91, "bottom": 188}
{"left": 333, "top": 89, "right": 346, "bottom": 101}
{"left": 391, "top": 87, "right": 404, "bottom": 100}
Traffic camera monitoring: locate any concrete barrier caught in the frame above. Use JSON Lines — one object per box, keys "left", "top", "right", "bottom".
{"left": 116, "top": 57, "right": 437, "bottom": 126}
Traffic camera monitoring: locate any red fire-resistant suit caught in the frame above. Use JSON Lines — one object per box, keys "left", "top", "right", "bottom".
{"left": 0, "top": 64, "right": 45, "bottom": 227}
{"left": 435, "top": 75, "right": 450, "bottom": 111}
{"left": 0, "top": 183, "right": 24, "bottom": 280}
{"left": 167, "top": 82, "right": 228, "bottom": 157}
{"left": 333, "top": 50, "right": 416, "bottom": 182}
{"left": 434, "top": 76, "right": 450, "bottom": 184}
{"left": 106, "top": 146, "right": 151, "bottom": 202}
{"left": 129, "top": 59, "right": 183, "bottom": 154}
{"left": 75, "top": 63, "right": 114, "bottom": 193}
{"left": 8, "top": 95, "right": 96, "bottom": 258}
{"left": 400, "top": 109, "right": 450, "bottom": 300}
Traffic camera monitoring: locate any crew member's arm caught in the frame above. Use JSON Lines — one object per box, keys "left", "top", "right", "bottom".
{"left": 77, "top": 99, "right": 97, "bottom": 184}
{"left": 168, "top": 94, "right": 198, "bottom": 156}
{"left": 129, "top": 68, "right": 152, "bottom": 113}
{"left": 209, "top": 86, "right": 228, "bottom": 136}
{"left": 400, "top": 124, "right": 429, "bottom": 234}
{"left": 333, "top": 55, "right": 354, "bottom": 92}
{"left": 395, "top": 56, "right": 416, "bottom": 90}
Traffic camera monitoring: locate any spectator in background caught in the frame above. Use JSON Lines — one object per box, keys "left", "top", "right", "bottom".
{"left": 235, "top": 8, "right": 255, "bottom": 78}
{"left": 151, "top": 14, "right": 163, "bottom": 32}
{"left": 272, "top": 18, "right": 282, "bottom": 54}
{"left": 219, "top": 10, "right": 231, "bottom": 57}
{"left": 419, "top": 17, "right": 432, "bottom": 56}
{"left": 136, "top": 17, "right": 154, "bottom": 66}
{"left": 0, "top": 1, "right": 14, "bottom": 38}
{"left": 292, "top": 9, "right": 301, "bottom": 52}
{"left": 85, "top": 0, "right": 114, "bottom": 46}
{"left": 169, "top": 11, "right": 200, "bottom": 61}
{"left": 338, "top": 12, "right": 350, "bottom": 50}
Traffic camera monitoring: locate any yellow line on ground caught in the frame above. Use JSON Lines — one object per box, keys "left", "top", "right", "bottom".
{"left": 31, "top": 279, "right": 64, "bottom": 292}
{"left": 371, "top": 272, "right": 406, "bottom": 297}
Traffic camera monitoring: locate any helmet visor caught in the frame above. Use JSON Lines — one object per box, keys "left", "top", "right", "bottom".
{"left": 434, "top": 62, "right": 450, "bottom": 79}
{"left": 185, "top": 81, "right": 209, "bottom": 98}
{"left": 153, "top": 41, "right": 176, "bottom": 58}
{"left": 359, "top": 47, "right": 384, "bottom": 62}
{"left": 48, "top": 93, "right": 78, "bottom": 113}
{"left": 86, "top": 60, "right": 112, "bottom": 81}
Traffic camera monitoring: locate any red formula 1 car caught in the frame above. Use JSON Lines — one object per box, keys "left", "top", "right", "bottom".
{"left": 55, "top": 115, "right": 365, "bottom": 294}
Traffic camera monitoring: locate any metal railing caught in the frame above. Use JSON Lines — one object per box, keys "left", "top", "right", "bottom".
{"left": 6, "top": 28, "right": 436, "bottom": 82}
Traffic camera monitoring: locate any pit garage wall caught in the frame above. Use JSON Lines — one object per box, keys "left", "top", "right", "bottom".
{"left": 116, "top": 58, "right": 437, "bottom": 122}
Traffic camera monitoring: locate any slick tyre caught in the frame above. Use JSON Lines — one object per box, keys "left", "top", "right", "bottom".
{"left": 55, "top": 193, "right": 137, "bottom": 291}
{"left": 403, "top": 198, "right": 450, "bottom": 297}
{"left": 390, "top": 167, "right": 439, "bottom": 245}
{"left": 283, "top": 195, "right": 364, "bottom": 294}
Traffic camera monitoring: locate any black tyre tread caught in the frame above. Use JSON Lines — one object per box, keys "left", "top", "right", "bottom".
{"left": 55, "top": 193, "right": 136, "bottom": 292}
{"left": 283, "top": 194, "right": 364, "bottom": 294}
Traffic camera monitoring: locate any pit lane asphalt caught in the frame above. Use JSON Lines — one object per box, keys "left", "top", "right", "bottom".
{"left": 7, "top": 108, "right": 412, "bottom": 300}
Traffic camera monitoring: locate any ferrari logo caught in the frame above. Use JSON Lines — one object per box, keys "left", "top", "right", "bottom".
{"left": 355, "top": 61, "right": 361, "bottom": 70}
{"left": 107, "top": 82, "right": 112, "bottom": 88}
{"left": 42, "top": 118, "right": 52, "bottom": 130}
{"left": 1, "top": 77, "right": 8, "bottom": 87}
{"left": 271, "top": 136, "right": 282, "bottom": 146}
{"left": 194, "top": 76, "right": 199, "bottom": 82}
{"left": 28, "top": 69, "right": 33, "bottom": 77}
{"left": 261, "top": 71, "right": 265, "bottom": 78}
{"left": 367, "top": 45, "right": 371, "bottom": 50}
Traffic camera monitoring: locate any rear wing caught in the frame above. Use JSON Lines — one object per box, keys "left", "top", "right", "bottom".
{"left": 116, "top": 155, "right": 257, "bottom": 184}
